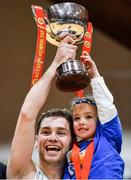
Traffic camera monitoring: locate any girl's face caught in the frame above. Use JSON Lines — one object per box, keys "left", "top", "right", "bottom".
{"left": 73, "top": 103, "right": 97, "bottom": 140}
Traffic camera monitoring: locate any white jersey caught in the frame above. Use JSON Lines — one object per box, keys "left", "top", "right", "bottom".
{"left": 35, "top": 168, "right": 49, "bottom": 180}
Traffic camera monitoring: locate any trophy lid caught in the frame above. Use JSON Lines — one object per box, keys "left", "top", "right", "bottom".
{"left": 44, "top": 2, "right": 88, "bottom": 46}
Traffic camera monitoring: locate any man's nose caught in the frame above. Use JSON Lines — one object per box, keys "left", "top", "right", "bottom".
{"left": 48, "top": 132, "right": 58, "bottom": 141}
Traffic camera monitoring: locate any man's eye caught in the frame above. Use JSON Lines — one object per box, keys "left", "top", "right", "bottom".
{"left": 41, "top": 130, "right": 50, "bottom": 135}
{"left": 57, "top": 131, "right": 66, "bottom": 136}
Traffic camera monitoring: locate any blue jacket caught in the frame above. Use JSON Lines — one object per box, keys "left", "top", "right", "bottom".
{"left": 63, "top": 115, "right": 124, "bottom": 179}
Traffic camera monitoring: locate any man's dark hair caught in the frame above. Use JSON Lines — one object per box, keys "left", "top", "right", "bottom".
{"left": 36, "top": 108, "right": 75, "bottom": 139}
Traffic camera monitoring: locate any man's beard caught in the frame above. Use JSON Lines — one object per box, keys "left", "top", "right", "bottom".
{"left": 39, "top": 150, "right": 66, "bottom": 167}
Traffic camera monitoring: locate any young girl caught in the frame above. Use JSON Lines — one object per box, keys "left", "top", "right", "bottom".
{"left": 63, "top": 54, "right": 125, "bottom": 179}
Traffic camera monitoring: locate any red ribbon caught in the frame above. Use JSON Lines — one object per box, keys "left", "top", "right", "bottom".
{"left": 31, "top": 5, "right": 46, "bottom": 86}
{"left": 82, "top": 22, "right": 93, "bottom": 55}
{"left": 75, "top": 22, "right": 93, "bottom": 97}
{"left": 72, "top": 140, "right": 94, "bottom": 179}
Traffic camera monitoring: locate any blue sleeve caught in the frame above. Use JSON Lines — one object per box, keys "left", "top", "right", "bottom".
{"left": 63, "top": 163, "right": 71, "bottom": 179}
{"left": 101, "top": 115, "right": 123, "bottom": 153}
{"left": 63, "top": 162, "right": 76, "bottom": 179}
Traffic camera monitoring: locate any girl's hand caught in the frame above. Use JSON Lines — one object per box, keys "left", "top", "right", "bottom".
{"left": 80, "top": 53, "right": 100, "bottom": 78}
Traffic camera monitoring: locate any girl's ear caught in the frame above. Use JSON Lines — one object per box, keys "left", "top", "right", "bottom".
{"left": 34, "top": 135, "right": 39, "bottom": 148}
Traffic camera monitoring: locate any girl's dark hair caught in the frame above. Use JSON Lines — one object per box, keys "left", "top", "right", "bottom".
{"left": 36, "top": 108, "right": 75, "bottom": 139}
{"left": 71, "top": 96, "right": 96, "bottom": 108}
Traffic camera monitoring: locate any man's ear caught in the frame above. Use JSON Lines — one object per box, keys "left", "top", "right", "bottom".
{"left": 34, "top": 135, "right": 39, "bottom": 148}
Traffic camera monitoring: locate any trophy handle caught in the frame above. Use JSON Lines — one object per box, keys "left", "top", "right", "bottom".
{"left": 43, "top": 17, "right": 59, "bottom": 40}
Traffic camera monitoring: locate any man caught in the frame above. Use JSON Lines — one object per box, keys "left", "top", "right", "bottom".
{"left": 7, "top": 36, "right": 77, "bottom": 179}
{"left": 0, "top": 162, "right": 6, "bottom": 179}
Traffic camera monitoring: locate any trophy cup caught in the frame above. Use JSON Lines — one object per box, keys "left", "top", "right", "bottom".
{"left": 31, "top": 2, "right": 92, "bottom": 92}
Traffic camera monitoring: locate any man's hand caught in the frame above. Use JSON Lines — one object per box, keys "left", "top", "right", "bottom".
{"left": 53, "top": 36, "right": 77, "bottom": 67}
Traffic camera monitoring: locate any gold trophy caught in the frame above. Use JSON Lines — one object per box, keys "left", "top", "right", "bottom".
{"left": 32, "top": 2, "right": 91, "bottom": 92}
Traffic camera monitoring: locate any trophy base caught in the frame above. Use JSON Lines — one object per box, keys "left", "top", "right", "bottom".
{"left": 56, "top": 60, "right": 90, "bottom": 92}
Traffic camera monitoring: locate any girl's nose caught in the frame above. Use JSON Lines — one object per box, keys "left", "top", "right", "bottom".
{"left": 79, "top": 117, "right": 87, "bottom": 125}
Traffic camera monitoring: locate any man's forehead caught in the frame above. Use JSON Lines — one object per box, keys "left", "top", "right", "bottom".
{"left": 40, "top": 116, "right": 69, "bottom": 129}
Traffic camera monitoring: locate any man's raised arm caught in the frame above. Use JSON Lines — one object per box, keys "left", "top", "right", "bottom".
{"left": 7, "top": 36, "right": 77, "bottom": 179}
